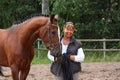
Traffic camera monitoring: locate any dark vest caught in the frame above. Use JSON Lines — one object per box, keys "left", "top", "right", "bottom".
{"left": 50, "top": 36, "right": 82, "bottom": 76}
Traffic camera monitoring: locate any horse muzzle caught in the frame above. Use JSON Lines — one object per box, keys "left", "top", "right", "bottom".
{"left": 50, "top": 48, "right": 61, "bottom": 57}
{"left": 46, "top": 42, "right": 61, "bottom": 57}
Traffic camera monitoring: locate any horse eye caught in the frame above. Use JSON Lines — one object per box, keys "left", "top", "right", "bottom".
{"left": 51, "top": 31, "right": 56, "bottom": 35}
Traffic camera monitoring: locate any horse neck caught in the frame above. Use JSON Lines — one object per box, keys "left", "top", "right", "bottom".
{"left": 19, "top": 17, "right": 49, "bottom": 45}
{"left": 28, "top": 32, "right": 39, "bottom": 45}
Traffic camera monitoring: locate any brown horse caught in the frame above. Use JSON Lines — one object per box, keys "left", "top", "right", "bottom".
{"left": 0, "top": 14, "right": 61, "bottom": 80}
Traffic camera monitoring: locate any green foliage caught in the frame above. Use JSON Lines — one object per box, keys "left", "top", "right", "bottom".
{"left": 0, "top": 0, "right": 120, "bottom": 49}
{"left": 50, "top": 0, "right": 120, "bottom": 39}
{"left": 0, "top": 0, "right": 41, "bottom": 29}
{"left": 0, "top": 0, "right": 120, "bottom": 39}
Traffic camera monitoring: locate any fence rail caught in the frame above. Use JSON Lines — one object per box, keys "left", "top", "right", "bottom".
{"left": 36, "top": 39, "right": 120, "bottom": 58}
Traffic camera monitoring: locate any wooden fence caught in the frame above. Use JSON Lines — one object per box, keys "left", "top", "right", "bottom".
{"left": 36, "top": 39, "right": 120, "bottom": 58}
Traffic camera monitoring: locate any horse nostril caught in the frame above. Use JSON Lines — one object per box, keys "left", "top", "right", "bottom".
{"left": 49, "top": 46, "right": 62, "bottom": 57}
{"left": 46, "top": 46, "right": 49, "bottom": 49}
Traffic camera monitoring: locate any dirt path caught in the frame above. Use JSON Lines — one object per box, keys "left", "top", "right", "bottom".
{"left": 0, "top": 62, "right": 120, "bottom": 80}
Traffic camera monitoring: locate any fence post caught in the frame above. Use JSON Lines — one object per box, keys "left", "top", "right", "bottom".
{"left": 37, "top": 39, "right": 40, "bottom": 59}
{"left": 103, "top": 38, "right": 106, "bottom": 58}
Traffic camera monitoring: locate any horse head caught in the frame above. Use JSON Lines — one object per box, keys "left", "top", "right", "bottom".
{"left": 38, "top": 14, "right": 61, "bottom": 57}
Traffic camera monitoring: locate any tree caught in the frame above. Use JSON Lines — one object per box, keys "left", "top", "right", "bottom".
{"left": 0, "top": 0, "right": 120, "bottom": 38}
{"left": 42, "top": 0, "right": 49, "bottom": 15}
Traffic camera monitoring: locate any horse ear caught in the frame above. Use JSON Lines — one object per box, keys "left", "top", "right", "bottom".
{"left": 50, "top": 14, "right": 59, "bottom": 24}
{"left": 54, "top": 14, "right": 59, "bottom": 20}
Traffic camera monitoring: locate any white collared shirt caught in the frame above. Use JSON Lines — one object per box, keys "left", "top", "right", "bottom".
{"left": 47, "top": 40, "right": 85, "bottom": 62}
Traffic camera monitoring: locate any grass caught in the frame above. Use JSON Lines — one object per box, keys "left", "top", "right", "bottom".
{"left": 32, "top": 49, "right": 120, "bottom": 64}
{"left": 32, "top": 50, "right": 52, "bottom": 64}
{"left": 84, "top": 51, "right": 120, "bottom": 62}
{"left": 32, "top": 57, "right": 52, "bottom": 64}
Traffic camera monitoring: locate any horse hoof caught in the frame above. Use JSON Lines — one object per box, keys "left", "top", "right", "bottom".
{"left": 0, "top": 72, "right": 4, "bottom": 76}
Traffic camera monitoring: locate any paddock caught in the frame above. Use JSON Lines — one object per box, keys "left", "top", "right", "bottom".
{"left": 0, "top": 62, "right": 120, "bottom": 80}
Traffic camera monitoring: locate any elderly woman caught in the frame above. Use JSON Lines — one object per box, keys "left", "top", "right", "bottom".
{"left": 48, "top": 22, "right": 85, "bottom": 80}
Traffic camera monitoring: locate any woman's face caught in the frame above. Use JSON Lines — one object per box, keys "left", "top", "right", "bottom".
{"left": 63, "top": 26, "right": 74, "bottom": 38}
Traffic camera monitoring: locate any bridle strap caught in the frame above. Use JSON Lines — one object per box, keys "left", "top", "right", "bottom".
{"left": 41, "top": 23, "right": 59, "bottom": 50}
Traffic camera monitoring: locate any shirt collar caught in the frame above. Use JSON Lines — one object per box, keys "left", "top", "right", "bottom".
{"left": 60, "top": 35, "right": 76, "bottom": 44}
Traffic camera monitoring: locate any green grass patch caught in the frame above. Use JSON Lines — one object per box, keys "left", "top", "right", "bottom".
{"left": 32, "top": 49, "right": 52, "bottom": 64}
{"left": 84, "top": 51, "right": 120, "bottom": 62}
{"left": 32, "top": 49, "right": 120, "bottom": 64}
{"left": 32, "top": 56, "right": 52, "bottom": 64}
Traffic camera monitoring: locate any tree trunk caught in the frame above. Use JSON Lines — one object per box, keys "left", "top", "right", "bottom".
{"left": 42, "top": 0, "right": 49, "bottom": 15}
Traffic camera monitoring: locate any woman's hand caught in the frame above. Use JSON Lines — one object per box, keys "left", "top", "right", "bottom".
{"left": 54, "top": 57, "right": 61, "bottom": 62}
{"left": 69, "top": 55, "right": 75, "bottom": 61}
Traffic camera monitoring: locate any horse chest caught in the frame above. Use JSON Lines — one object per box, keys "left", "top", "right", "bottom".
{"left": 17, "top": 52, "right": 33, "bottom": 66}
{"left": 17, "top": 59, "right": 31, "bottom": 70}
{"left": 19, "top": 50, "right": 34, "bottom": 60}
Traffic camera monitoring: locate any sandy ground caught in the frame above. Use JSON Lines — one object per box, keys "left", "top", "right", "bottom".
{"left": 0, "top": 62, "right": 120, "bottom": 80}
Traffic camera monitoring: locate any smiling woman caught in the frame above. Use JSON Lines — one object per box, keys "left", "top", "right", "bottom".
{"left": 48, "top": 22, "right": 85, "bottom": 80}
{"left": 64, "top": 22, "right": 76, "bottom": 32}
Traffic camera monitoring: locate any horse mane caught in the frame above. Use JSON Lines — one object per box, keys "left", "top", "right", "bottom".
{"left": 11, "top": 14, "right": 49, "bottom": 27}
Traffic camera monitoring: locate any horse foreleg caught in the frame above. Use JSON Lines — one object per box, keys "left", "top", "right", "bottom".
{"left": 20, "top": 65, "right": 30, "bottom": 80}
{"left": 10, "top": 64, "right": 19, "bottom": 80}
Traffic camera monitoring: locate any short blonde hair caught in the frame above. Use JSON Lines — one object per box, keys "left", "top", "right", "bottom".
{"left": 63, "top": 22, "right": 76, "bottom": 31}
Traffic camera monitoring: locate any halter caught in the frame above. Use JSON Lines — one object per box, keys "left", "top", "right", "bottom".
{"left": 47, "top": 23, "right": 60, "bottom": 50}
{"left": 41, "top": 22, "right": 60, "bottom": 52}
